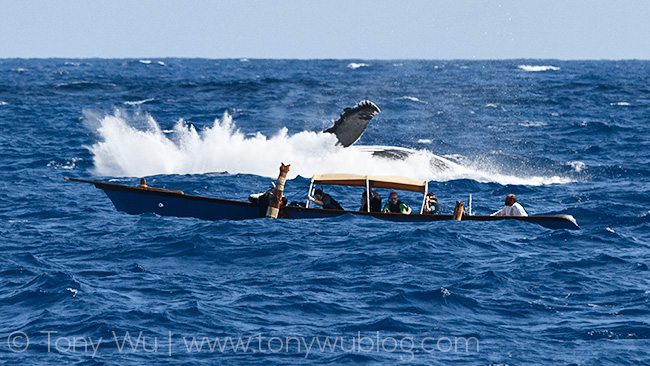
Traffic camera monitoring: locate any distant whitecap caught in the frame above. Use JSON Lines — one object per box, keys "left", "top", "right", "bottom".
{"left": 417, "top": 139, "right": 432, "bottom": 144}
{"left": 518, "top": 65, "right": 560, "bottom": 72}
{"left": 0, "top": 101, "right": 8, "bottom": 105}
{"left": 123, "top": 98, "right": 155, "bottom": 106}
{"left": 347, "top": 63, "right": 370, "bottom": 70}
{"left": 139, "top": 59, "right": 152, "bottom": 64}
{"left": 485, "top": 103, "right": 498, "bottom": 108}
{"left": 610, "top": 102, "right": 630, "bottom": 106}
{"left": 397, "top": 96, "right": 427, "bottom": 104}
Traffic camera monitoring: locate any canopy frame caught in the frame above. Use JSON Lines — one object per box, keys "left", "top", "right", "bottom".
{"left": 307, "top": 174, "right": 429, "bottom": 214}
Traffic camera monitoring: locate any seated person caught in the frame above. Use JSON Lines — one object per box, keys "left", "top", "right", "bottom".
{"left": 249, "top": 190, "right": 287, "bottom": 217}
{"left": 308, "top": 188, "right": 343, "bottom": 210}
{"left": 423, "top": 192, "right": 440, "bottom": 214}
{"left": 359, "top": 188, "right": 382, "bottom": 212}
{"left": 491, "top": 194, "right": 528, "bottom": 216}
{"left": 382, "top": 192, "right": 412, "bottom": 215}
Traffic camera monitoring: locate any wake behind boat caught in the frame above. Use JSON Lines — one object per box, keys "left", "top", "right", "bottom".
{"left": 64, "top": 166, "right": 580, "bottom": 230}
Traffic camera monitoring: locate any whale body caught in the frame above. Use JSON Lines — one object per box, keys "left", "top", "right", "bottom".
{"left": 324, "top": 101, "right": 451, "bottom": 171}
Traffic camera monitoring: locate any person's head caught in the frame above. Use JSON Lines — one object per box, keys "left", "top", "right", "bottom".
{"left": 505, "top": 194, "right": 516, "bottom": 206}
{"left": 314, "top": 188, "right": 324, "bottom": 200}
{"left": 361, "top": 190, "right": 368, "bottom": 202}
{"left": 426, "top": 192, "right": 437, "bottom": 202}
{"left": 389, "top": 192, "right": 399, "bottom": 202}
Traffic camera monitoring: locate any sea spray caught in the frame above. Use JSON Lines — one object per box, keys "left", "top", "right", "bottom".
{"left": 86, "top": 109, "right": 573, "bottom": 185}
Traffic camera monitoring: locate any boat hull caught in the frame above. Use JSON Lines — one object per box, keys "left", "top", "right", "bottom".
{"left": 67, "top": 178, "right": 580, "bottom": 230}
{"left": 282, "top": 206, "right": 580, "bottom": 230}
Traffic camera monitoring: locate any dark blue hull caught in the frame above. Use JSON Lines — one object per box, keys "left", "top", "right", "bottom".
{"left": 66, "top": 178, "right": 580, "bottom": 230}
{"left": 81, "top": 179, "right": 261, "bottom": 220}
{"left": 282, "top": 206, "right": 580, "bottom": 230}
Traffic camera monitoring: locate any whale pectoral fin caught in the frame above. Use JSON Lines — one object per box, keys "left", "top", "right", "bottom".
{"left": 324, "top": 100, "right": 381, "bottom": 147}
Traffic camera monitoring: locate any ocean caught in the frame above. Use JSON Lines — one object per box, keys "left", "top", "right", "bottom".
{"left": 1, "top": 58, "right": 649, "bottom": 364}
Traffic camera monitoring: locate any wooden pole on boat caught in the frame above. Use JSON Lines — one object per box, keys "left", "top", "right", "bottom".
{"left": 266, "top": 163, "right": 291, "bottom": 219}
{"left": 452, "top": 201, "right": 465, "bottom": 221}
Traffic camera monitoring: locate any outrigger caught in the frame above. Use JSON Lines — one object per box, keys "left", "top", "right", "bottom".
{"left": 65, "top": 164, "right": 579, "bottom": 230}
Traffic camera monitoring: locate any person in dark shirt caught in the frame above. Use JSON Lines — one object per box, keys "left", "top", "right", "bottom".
{"left": 382, "top": 191, "right": 412, "bottom": 215}
{"left": 359, "top": 188, "right": 382, "bottom": 212}
{"left": 308, "top": 188, "right": 343, "bottom": 210}
{"left": 423, "top": 192, "right": 440, "bottom": 214}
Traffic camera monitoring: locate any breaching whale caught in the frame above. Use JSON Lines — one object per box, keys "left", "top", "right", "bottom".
{"left": 323, "top": 100, "right": 452, "bottom": 170}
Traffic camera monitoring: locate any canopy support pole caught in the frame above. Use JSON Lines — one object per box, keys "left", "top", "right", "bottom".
{"left": 306, "top": 179, "right": 314, "bottom": 208}
{"left": 366, "top": 177, "right": 371, "bottom": 212}
{"left": 420, "top": 182, "right": 428, "bottom": 214}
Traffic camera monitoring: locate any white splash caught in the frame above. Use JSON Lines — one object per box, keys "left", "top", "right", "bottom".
{"left": 518, "top": 65, "right": 560, "bottom": 72}
{"left": 610, "top": 102, "right": 630, "bottom": 106}
{"left": 47, "top": 158, "right": 82, "bottom": 170}
{"left": 347, "top": 63, "right": 370, "bottom": 70}
{"left": 86, "top": 110, "right": 574, "bottom": 186}
{"left": 417, "top": 139, "right": 432, "bottom": 144}
{"left": 67, "top": 288, "right": 78, "bottom": 298}
{"left": 567, "top": 161, "right": 586, "bottom": 172}
{"left": 139, "top": 59, "right": 152, "bottom": 64}
{"left": 0, "top": 101, "right": 8, "bottom": 105}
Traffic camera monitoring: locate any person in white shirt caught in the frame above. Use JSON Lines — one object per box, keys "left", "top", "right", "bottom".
{"left": 491, "top": 194, "right": 528, "bottom": 216}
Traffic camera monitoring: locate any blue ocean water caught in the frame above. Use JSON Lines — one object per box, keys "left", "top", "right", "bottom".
{"left": 1, "top": 59, "right": 649, "bottom": 364}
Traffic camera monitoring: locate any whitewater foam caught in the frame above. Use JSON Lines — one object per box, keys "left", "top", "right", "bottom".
{"left": 86, "top": 110, "right": 573, "bottom": 186}
{"left": 518, "top": 65, "right": 560, "bottom": 72}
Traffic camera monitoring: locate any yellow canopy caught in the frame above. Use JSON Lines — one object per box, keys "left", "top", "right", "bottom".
{"left": 311, "top": 174, "right": 427, "bottom": 194}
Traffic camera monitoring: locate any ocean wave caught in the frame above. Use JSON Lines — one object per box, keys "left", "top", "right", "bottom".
{"left": 55, "top": 81, "right": 117, "bottom": 90}
{"left": 347, "top": 63, "right": 370, "bottom": 70}
{"left": 518, "top": 65, "right": 560, "bottom": 72}
{"left": 86, "top": 110, "right": 574, "bottom": 186}
{"left": 518, "top": 121, "right": 548, "bottom": 127}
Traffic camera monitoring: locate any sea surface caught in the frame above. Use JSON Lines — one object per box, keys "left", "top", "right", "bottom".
{"left": 1, "top": 59, "right": 649, "bottom": 365}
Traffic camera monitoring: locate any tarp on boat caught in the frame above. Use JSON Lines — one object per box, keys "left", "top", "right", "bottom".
{"left": 311, "top": 174, "right": 427, "bottom": 194}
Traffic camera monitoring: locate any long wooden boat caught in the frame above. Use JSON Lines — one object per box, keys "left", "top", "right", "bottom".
{"left": 65, "top": 175, "right": 580, "bottom": 230}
